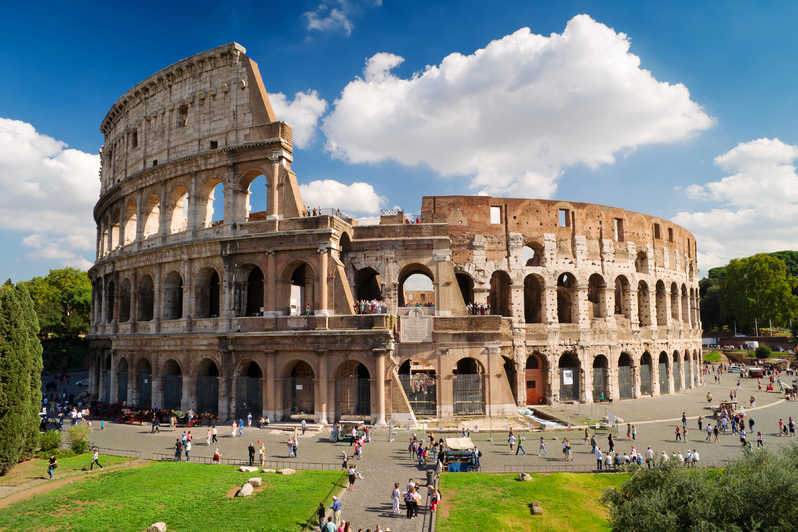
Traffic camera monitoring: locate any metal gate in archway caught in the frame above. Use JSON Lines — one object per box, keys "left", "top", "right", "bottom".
{"left": 659, "top": 362, "right": 668, "bottom": 394}
{"left": 618, "top": 365, "right": 633, "bottom": 399}
{"left": 399, "top": 374, "right": 437, "bottom": 416}
{"left": 285, "top": 376, "right": 315, "bottom": 417}
{"left": 685, "top": 359, "right": 692, "bottom": 388}
{"left": 236, "top": 376, "right": 262, "bottom": 420}
{"left": 117, "top": 372, "right": 128, "bottom": 403}
{"left": 197, "top": 376, "right": 219, "bottom": 415}
{"left": 163, "top": 375, "right": 182, "bottom": 410}
{"left": 593, "top": 369, "right": 608, "bottom": 402}
{"left": 336, "top": 378, "right": 371, "bottom": 416}
{"left": 640, "top": 363, "right": 652, "bottom": 395}
{"left": 674, "top": 360, "right": 681, "bottom": 392}
{"left": 137, "top": 373, "right": 151, "bottom": 407}
{"left": 453, "top": 374, "right": 484, "bottom": 415}
{"left": 103, "top": 371, "right": 110, "bottom": 403}
{"left": 560, "top": 367, "right": 580, "bottom": 402}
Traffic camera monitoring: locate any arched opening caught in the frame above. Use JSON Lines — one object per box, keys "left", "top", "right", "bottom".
{"left": 289, "top": 263, "right": 314, "bottom": 315}
{"left": 242, "top": 266, "right": 264, "bottom": 316}
{"left": 635, "top": 251, "right": 649, "bottom": 274}
{"left": 236, "top": 361, "right": 263, "bottom": 420}
{"left": 119, "top": 279, "right": 131, "bottom": 322}
{"left": 336, "top": 361, "right": 371, "bottom": 418}
{"left": 488, "top": 270, "right": 512, "bottom": 316}
{"left": 655, "top": 281, "right": 667, "bottom": 326}
{"left": 524, "top": 274, "right": 543, "bottom": 323}
{"left": 163, "top": 271, "right": 183, "bottom": 320}
{"left": 637, "top": 281, "right": 651, "bottom": 326}
{"left": 618, "top": 352, "right": 633, "bottom": 400}
{"left": 105, "top": 280, "right": 115, "bottom": 323}
{"left": 210, "top": 182, "right": 225, "bottom": 226}
{"left": 503, "top": 356, "right": 518, "bottom": 404}
{"left": 168, "top": 185, "right": 189, "bottom": 234}
{"left": 670, "top": 283, "right": 680, "bottom": 322}
{"left": 162, "top": 359, "right": 182, "bottom": 411}
{"left": 137, "top": 275, "right": 154, "bottom": 321}
{"left": 399, "top": 265, "right": 434, "bottom": 307}
{"left": 525, "top": 352, "right": 546, "bottom": 405}
{"left": 453, "top": 358, "right": 485, "bottom": 415}
{"left": 245, "top": 174, "right": 267, "bottom": 221}
{"left": 355, "top": 267, "right": 382, "bottom": 301}
{"left": 640, "top": 352, "right": 653, "bottom": 395}
{"left": 614, "top": 275, "right": 631, "bottom": 319}
{"left": 196, "top": 359, "right": 219, "bottom": 415}
{"left": 285, "top": 361, "right": 315, "bottom": 418}
{"left": 587, "top": 273, "right": 606, "bottom": 319}
{"left": 102, "top": 355, "right": 111, "bottom": 403}
{"left": 136, "top": 358, "right": 152, "bottom": 408}
{"left": 559, "top": 351, "right": 581, "bottom": 402}
{"left": 142, "top": 194, "right": 160, "bottom": 239}
{"left": 681, "top": 285, "right": 689, "bottom": 324}
{"left": 557, "top": 273, "right": 577, "bottom": 324}
{"left": 684, "top": 352, "right": 692, "bottom": 388}
{"left": 117, "top": 358, "right": 128, "bottom": 403}
{"left": 196, "top": 268, "right": 221, "bottom": 318}
{"left": 672, "top": 351, "right": 681, "bottom": 392}
{"left": 456, "top": 272, "right": 474, "bottom": 307}
{"left": 592, "top": 355, "right": 609, "bottom": 402}
{"left": 658, "top": 352, "right": 669, "bottom": 394}
{"left": 339, "top": 233, "right": 352, "bottom": 260}
{"left": 398, "top": 359, "right": 437, "bottom": 416}
{"left": 522, "top": 242, "right": 543, "bottom": 266}
{"left": 123, "top": 200, "right": 137, "bottom": 245}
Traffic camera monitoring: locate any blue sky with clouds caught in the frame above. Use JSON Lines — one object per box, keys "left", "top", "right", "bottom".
{"left": 1, "top": 1, "right": 797, "bottom": 281}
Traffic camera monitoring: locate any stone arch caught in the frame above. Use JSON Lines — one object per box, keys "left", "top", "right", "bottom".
{"left": 398, "top": 359, "right": 437, "bottom": 416}
{"left": 135, "top": 358, "right": 152, "bottom": 408}
{"left": 236, "top": 360, "right": 264, "bottom": 419}
{"left": 336, "top": 360, "right": 371, "bottom": 417}
{"left": 196, "top": 358, "right": 220, "bottom": 415}
{"left": 672, "top": 350, "right": 681, "bottom": 392}
{"left": 242, "top": 173, "right": 267, "bottom": 221}
{"left": 556, "top": 272, "right": 577, "bottom": 324}
{"left": 116, "top": 357, "right": 129, "bottom": 403}
{"left": 398, "top": 263, "right": 434, "bottom": 307}
{"left": 635, "top": 250, "right": 649, "bottom": 274}
{"left": 559, "top": 351, "right": 581, "bottom": 402}
{"left": 168, "top": 184, "right": 189, "bottom": 234}
{"left": 283, "top": 360, "right": 315, "bottom": 418}
{"left": 592, "top": 354, "right": 609, "bottom": 402}
{"left": 108, "top": 206, "right": 121, "bottom": 250}
{"left": 502, "top": 355, "right": 518, "bottom": 404}
{"left": 105, "top": 280, "right": 115, "bottom": 323}
{"left": 681, "top": 284, "right": 689, "bottom": 324}
{"left": 525, "top": 351, "right": 546, "bottom": 404}
{"left": 488, "top": 270, "right": 512, "bottom": 317}
{"left": 199, "top": 177, "right": 224, "bottom": 227}
{"left": 524, "top": 273, "right": 544, "bottom": 323}
{"left": 637, "top": 280, "right": 651, "bottom": 326}
{"left": 163, "top": 271, "right": 183, "bottom": 320}
{"left": 142, "top": 193, "right": 160, "bottom": 239}
{"left": 137, "top": 274, "right": 154, "bottom": 321}
{"left": 587, "top": 273, "right": 607, "bottom": 319}
{"left": 670, "top": 283, "right": 680, "bottom": 321}
{"left": 640, "top": 351, "right": 653, "bottom": 395}
{"left": 456, "top": 272, "right": 474, "bottom": 307}
{"left": 236, "top": 264, "right": 264, "bottom": 317}
{"left": 658, "top": 351, "right": 670, "bottom": 394}
{"left": 523, "top": 241, "right": 544, "bottom": 266}
{"left": 453, "top": 357, "right": 485, "bottom": 415}
{"left": 162, "top": 359, "right": 183, "bottom": 411}
{"left": 355, "top": 267, "right": 382, "bottom": 301}
{"left": 684, "top": 351, "right": 692, "bottom": 388}
{"left": 339, "top": 232, "right": 352, "bottom": 259}
{"left": 618, "top": 352, "right": 633, "bottom": 399}
{"left": 119, "top": 278, "right": 131, "bottom": 322}
{"left": 285, "top": 261, "right": 315, "bottom": 315}
{"left": 195, "top": 267, "right": 221, "bottom": 318}
{"left": 123, "top": 199, "right": 137, "bottom": 245}
{"left": 614, "top": 275, "right": 631, "bottom": 319}
{"left": 655, "top": 280, "right": 667, "bottom": 326}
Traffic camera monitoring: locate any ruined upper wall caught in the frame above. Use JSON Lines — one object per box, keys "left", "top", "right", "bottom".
{"left": 421, "top": 195, "right": 698, "bottom": 275}
{"left": 98, "top": 42, "right": 288, "bottom": 195}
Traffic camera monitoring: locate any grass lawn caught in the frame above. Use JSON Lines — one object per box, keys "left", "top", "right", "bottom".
{"left": 0, "top": 462, "right": 344, "bottom": 531}
{"left": 0, "top": 454, "right": 134, "bottom": 487}
{"left": 437, "top": 472, "right": 628, "bottom": 532}
{"left": 703, "top": 351, "right": 721, "bottom": 363}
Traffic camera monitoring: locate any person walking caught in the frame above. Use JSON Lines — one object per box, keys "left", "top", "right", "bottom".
{"left": 90, "top": 448, "right": 103, "bottom": 470}
{"left": 213, "top": 448, "right": 221, "bottom": 464}
{"left": 348, "top": 465, "right": 358, "bottom": 489}
{"left": 317, "top": 502, "right": 326, "bottom": 530}
{"left": 675, "top": 426, "right": 681, "bottom": 441}
{"left": 595, "top": 446, "right": 603, "bottom": 470}
{"left": 206, "top": 428, "right": 212, "bottom": 446}
{"left": 330, "top": 496, "right": 343, "bottom": 527}
{"left": 301, "top": 418, "right": 307, "bottom": 435}
{"left": 697, "top": 416, "right": 703, "bottom": 432}
{"left": 705, "top": 423, "right": 712, "bottom": 441}
{"left": 757, "top": 431, "right": 764, "bottom": 448}
{"left": 538, "top": 436, "right": 547, "bottom": 456}
{"left": 258, "top": 441, "right": 265, "bottom": 467}
{"left": 47, "top": 455, "right": 57, "bottom": 480}
{"left": 713, "top": 424, "right": 719, "bottom": 443}
{"left": 211, "top": 425, "right": 218, "bottom": 444}
{"left": 174, "top": 439, "right": 183, "bottom": 461}
{"left": 608, "top": 433, "right": 615, "bottom": 453}
{"left": 515, "top": 435, "right": 527, "bottom": 455}
{"left": 645, "top": 447, "right": 654, "bottom": 469}
{"left": 631, "top": 425, "right": 636, "bottom": 441}
{"left": 392, "top": 482, "right": 401, "bottom": 514}
{"left": 590, "top": 433, "right": 596, "bottom": 453}
{"left": 321, "top": 517, "right": 336, "bottom": 532}
{"left": 248, "top": 442, "right": 255, "bottom": 466}
{"left": 508, "top": 433, "right": 516, "bottom": 453}
{"left": 184, "top": 440, "right": 191, "bottom": 461}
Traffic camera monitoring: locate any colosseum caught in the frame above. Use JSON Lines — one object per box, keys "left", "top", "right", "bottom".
{"left": 87, "top": 43, "right": 703, "bottom": 425}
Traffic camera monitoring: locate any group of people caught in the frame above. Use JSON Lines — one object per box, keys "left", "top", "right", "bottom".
{"left": 354, "top": 299, "right": 387, "bottom": 314}
{"left": 465, "top": 302, "right": 493, "bottom": 315}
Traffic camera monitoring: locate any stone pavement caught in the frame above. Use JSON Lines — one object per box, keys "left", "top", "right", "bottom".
{"left": 84, "top": 371, "right": 798, "bottom": 530}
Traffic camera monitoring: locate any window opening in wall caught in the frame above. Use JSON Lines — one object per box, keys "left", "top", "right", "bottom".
{"left": 490, "top": 206, "right": 501, "bottom": 225}
{"left": 687, "top": 238, "right": 691, "bottom": 257}
{"left": 209, "top": 140, "right": 218, "bottom": 149}
{"left": 654, "top": 223, "right": 661, "bottom": 239}
{"left": 558, "top": 208, "right": 570, "bottom": 227}
{"left": 245, "top": 175, "right": 267, "bottom": 221}
{"left": 613, "top": 218, "right": 624, "bottom": 241}
{"left": 178, "top": 105, "right": 188, "bottom": 128}
{"left": 152, "top": 160, "right": 158, "bottom": 167}
{"left": 131, "top": 130, "right": 138, "bottom": 149}
{"left": 210, "top": 182, "right": 225, "bottom": 226}
{"left": 668, "top": 227, "right": 673, "bottom": 242}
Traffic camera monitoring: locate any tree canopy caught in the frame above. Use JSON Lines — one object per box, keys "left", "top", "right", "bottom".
{"left": 21, "top": 268, "right": 91, "bottom": 338}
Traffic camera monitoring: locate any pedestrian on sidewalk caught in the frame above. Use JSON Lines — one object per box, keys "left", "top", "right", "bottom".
{"left": 330, "top": 496, "right": 342, "bottom": 527}
{"left": 631, "top": 425, "right": 636, "bottom": 441}
{"left": 538, "top": 436, "right": 547, "bottom": 456}
{"left": 212, "top": 425, "right": 218, "bottom": 443}
{"left": 248, "top": 442, "right": 255, "bottom": 466}
{"left": 185, "top": 440, "right": 191, "bottom": 461}
{"left": 301, "top": 418, "right": 307, "bottom": 435}
{"left": 757, "top": 431, "right": 764, "bottom": 448}
{"left": 321, "top": 517, "right": 336, "bottom": 532}
{"left": 174, "top": 439, "right": 182, "bottom": 461}
{"left": 697, "top": 416, "right": 703, "bottom": 432}
{"left": 675, "top": 426, "right": 681, "bottom": 441}
{"left": 516, "top": 435, "right": 526, "bottom": 455}
{"left": 595, "top": 447, "right": 602, "bottom": 470}
{"left": 317, "top": 502, "right": 326, "bottom": 529}
{"left": 348, "top": 465, "right": 358, "bottom": 489}
{"left": 392, "top": 482, "right": 401, "bottom": 514}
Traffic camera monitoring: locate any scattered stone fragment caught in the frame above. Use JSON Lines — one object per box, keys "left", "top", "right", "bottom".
{"left": 237, "top": 483, "right": 254, "bottom": 497}
{"left": 262, "top": 468, "right": 276, "bottom": 473}
{"left": 239, "top": 466, "right": 258, "bottom": 472}
{"left": 147, "top": 523, "right": 167, "bottom": 532}
{"left": 277, "top": 468, "right": 296, "bottom": 475}
{"left": 248, "top": 477, "right": 262, "bottom": 487}
{"left": 530, "top": 501, "right": 543, "bottom": 515}
{"left": 518, "top": 472, "right": 532, "bottom": 481}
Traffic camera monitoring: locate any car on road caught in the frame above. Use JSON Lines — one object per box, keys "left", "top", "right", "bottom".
{"left": 74, "top": 379, "right": 89, "bottom": 387}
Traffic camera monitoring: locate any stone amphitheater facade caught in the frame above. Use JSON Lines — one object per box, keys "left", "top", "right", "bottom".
{"left": 88, "top": 43, "right": 703, "bottom": 425}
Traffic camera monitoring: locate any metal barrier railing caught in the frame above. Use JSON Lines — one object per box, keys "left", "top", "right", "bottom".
{"left": 153, "top": 452, "right": 339, "bottom": 471}
{"left": 94, "top": 447, "right": 141, "bottom": 458}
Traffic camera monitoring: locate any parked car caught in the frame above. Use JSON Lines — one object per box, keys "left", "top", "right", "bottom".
{"left": 74, "top": 379, "right": 89, "bottom": 387}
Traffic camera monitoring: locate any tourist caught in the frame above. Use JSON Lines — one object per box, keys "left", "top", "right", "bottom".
{"left": 247, "top": 412, "right": 252, "bottom": 427}
{"left": 213, "top": 448, "right": 221, "bottom": 464}
{"left": 697, "top": 416, "right": 703, "bottom": 431}
{"left": 757, "top": 431, "right": 764, "bottom": 448}
{"left": 174, "top": 439, "right": 182, "bottom": 461}
{"left": 47, "top": 454, "right": 57, "bottom": 480}
{"left": 90, "top": 447, "right": 103, "bottom": 470}
{"left": 789, "top": 417, "right": 795, "bottom": 436}
{"left": 713, "top": 424, "right": 719, "bottom": 443}
{"left": 206, "top": 428, "right": 212, "bottom": 446}
{"left": 231, "top": 421, "right": 237, "bottom": 438}
{"left": 631, "top": 425, "right": 636, "bottom": 440}
{"left": 430, "top": 487, "right": 441, "bottom": 512}
{"left": 348, "top": 465, "right": 358, "bottom": 489}
{"left": 626, "top": 424, "right": 631, "bottom": 439}
{"left": 185, "top": 440, "right": 191, "bottom": 461}
{"left": 322, "top": 517, "right": 336, "bottom": 532}
{"left": 675, "top": 426, "right": 681, "bottom": 441}
{"left": 509, "top": 432, "right": 516, "bottom": 452}
{"left": 516, "top": 435, "right": 526, "bottom": 455}
{"left": 645, "top": 447, "right": 654, "bottom": 469}
{"left": 331, "top": 496, "right": 343, "bottom": 527}
{"left": 584, "top": 428, "right": 590, "bottom": 446}
{"left": 705, "top": 423, "right": 712, "bottom": 441}
{"left": 258, "top": 441, "right": 265, "bottom": 467}
{"left": 302, "top": 418, "right": 307, "bottom": 435}
{"left": 392, "top": 482, "right": 401, "bottom": 514}
{"left": 608, "top": 433, "right": 615, "bottom": 453}
{"left": 248, "top": 442, "right": 255, "bottom": 466}
{"left": 538, "top": 436, "right": 547, "bottom": 456}
{"left": 212, "top": 425, "right": 218, "bottom": 443}
{"left": 317, "top": 502, "right": 326, "bottom": 529}
{"left": 595, "top": 446, "right": 603, "bottom": 470}
{"left": 238, "top": 418, "right": 244, "bottom": 437}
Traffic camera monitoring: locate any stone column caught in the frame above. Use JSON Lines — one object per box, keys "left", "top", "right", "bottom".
{"left": 158, "top": 181, "right": 168, "bottom": 244}
{"left": 264, "top": 350, "right": 276, "bottom": 421}
{"left": 629, "top": 288, "right": 639, "bottom": 329}
{"left": 667, "top": 359, "right": 675, "bottom": 394}
{"left": 316, "top": 248, "right": 329, "bottom": 315}
{"left": 135, "top": 190, "right": 144, "bottom": 250}
{"left": 267, "top": 159, "right": 280, "bottom": 219}
{"left": 183, "top": 260, "right": 192, "bottom": 330}
{"left": 544, "top": 286, "right": 558, "bottom": 325}
{"left": 651, "top": 356, "right": 661, "bottom": 397}
{"left": 327, "top": 372, "right": 336, "bottom": 424}
{"left": 265, "top": 251, "right": 277, "bottom": 315}
{"left": 127, "top": 364, "right": 136, "bottom": 406}
{"left": 632, "top": 360, "right": 641, "bottom": 399}
{"left": 97, "top": 355, "right": 106, "bottom": 403}
{"left": 375, "top": 349, "right": 387, "bottom": 426}
{"left": 109, "top": 351, "right": 118, "bottom": 404}
{"left": 317, "top": 350, "right": 329, "bottom": 424}
{"left": 576, "top": 283, "right": 590, "bottom": 328}
{"left": 548, "top": 353, "right": 559, "bottom": 403}
{"left": 187, "top": 173, "right": 198, "bottom": 236}
{"left": 153, "top": 264, "right": 162, "bottom": 333}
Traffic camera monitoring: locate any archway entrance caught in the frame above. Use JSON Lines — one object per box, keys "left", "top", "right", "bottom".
{"left": 245, "top": 267, "right": 264, "bottom": 316}
{"left": 640, "top": 352, "right": 652, "bottom": 395}
{"left": 559, "top": 352, "right": 580, "bottom": 402}
{"left": 525, "top": 353, "right": 545, "bottom": 405}
{"left": 289, "top": 264, "right": 314, "bottom": 315}
{"left": 658, "top": 352, "right": 669, "bottom": 394}
{"left": 673, "top": 351, "right": 681, "bottom": 392}
{"left": 336, "top": 361, "right": 371, "bottom": 417}
{"left": 163, "top": 360, "right": 182, "bottom": 411}
{"left": 399, "top": 265, "right": 434, "bottom": 307}
{"left": 503, "top": 356, "right": 518, "bottom": 404}
{"left": 488, "top": 271, "right": 512, "bottom": 316}
{"left": 456, "top": 273, "right": 474, "bottom": 307}
{"left": 285, "top": 361, "right": 315, "bottom": 419}
{"left": 618, "top": 353, "right": 633, "bottom": 399}
{"left": 592, "top": 355, "right": 609, "bottom": 402}
{"left": 453, "top": 358, "right": 485, "bottom": 415}
{"left": 117, "top": 358, "right": 128, "bottom": 404}
{"left": 136, "top": 359, "right": 152, "bottom": 408}
{"left": 557, "top": 273, "right": 577, "bottom": 323}
{"left": 524, "top": 275, "right": 543, "bottom": 323}
{"left": 398, "top": 360, "right": 437, "bottom": 416}
{"left": 684, "top": 352, "right": 692, "bottom": 388}
{"left": 103, "top": 355, "right": 111, "bottom": 403}
{"left": 236, "top": 361, "right": 263, "bottom": 420}
{"left": 355, "top": 268, "right": 382, "bottom": 301}
{"left": 196, "top": 359, "right": 219, "bottom": 415}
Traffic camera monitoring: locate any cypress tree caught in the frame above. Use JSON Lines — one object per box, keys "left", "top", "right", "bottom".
{"left": 16, "top": 284, "right": 43, "bottom": 455}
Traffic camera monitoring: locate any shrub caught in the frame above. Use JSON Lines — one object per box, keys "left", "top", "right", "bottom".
{"left": 755, "top": 345, "right": 771, "bottom": 359}
{"left": 40, "top": 430, "right": 61, "bottom": 453}
{"left": 66, "top": 425, "right": 90, "bottom": 454}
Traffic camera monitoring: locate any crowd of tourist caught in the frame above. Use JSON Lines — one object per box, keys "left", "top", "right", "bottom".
{"left": 354, "top": 299, "right": 387, "bottom": 314}
{"left": 465, "top": 302, "right": 493, "bottom": 315}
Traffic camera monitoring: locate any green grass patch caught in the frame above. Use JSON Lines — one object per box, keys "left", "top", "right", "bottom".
{"left": 703, "top": 351, "right": 721, "bottom": 363}
{"left": 0, "top": 462, "right": 344, "bottom": 531}
{"left": 437, "top": 472, "right": 628, "bottom": 532}
{"left": 0, "top": 453, "right": 134, "bottom": 487}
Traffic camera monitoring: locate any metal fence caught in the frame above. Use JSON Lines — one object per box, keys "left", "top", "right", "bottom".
{"left": 335, "top": 377, "right": 371, "bottom": 416}
{"left": 153, "top": 452, "right": 340, "bottom": 471}
{"left": 593, "top": 368, "right": 608, "bottom": 402}
{"left": 399, "top": 374, "right": 437, "bottom": 416}
{"left": 95, "top": 447, "right": 142, "bottom": 458}
{"left": 659, "top": 362, "right": 668, "bottom": 394}
{"left": 235, "top": 376, "right": 262, "bottom": 420}
{"left": 196, "top": 375, "right": 219, "bottom": 415}
{"left": 618, "top": 365, "right": 633, "bottom": 399}
{"left": 453, "top": 374, "right": 484, "bottom": 415}
{"left": 640, "top": 364, "right": 652, "bottom": 395}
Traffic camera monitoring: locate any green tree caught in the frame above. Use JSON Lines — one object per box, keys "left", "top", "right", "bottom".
{"left": 22, "top": 268, "right": 91, "bottom": 337}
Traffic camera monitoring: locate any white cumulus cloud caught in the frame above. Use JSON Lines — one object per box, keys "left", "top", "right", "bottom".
{"left": 673, "top": 138, "right": 798, "bottom": 270}
{"left": 323, "top": 14, "right": 713, "bottom": 197}
{"left": 270, "top": 90, "right": 328, "bottom": 149}
{"left": 299, "top": 179, "right": 385, "bottom": 215}
{"left": 0, "top": 117, "right": 99, "bottom": 269}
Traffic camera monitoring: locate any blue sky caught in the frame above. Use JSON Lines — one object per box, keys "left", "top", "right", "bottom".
{"left": 2, "top": 1, "right": 797, "bottom": 281}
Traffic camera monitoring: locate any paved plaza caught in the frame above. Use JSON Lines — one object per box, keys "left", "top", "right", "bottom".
{"left": 81, "top": 370, "right": 798, "bottom": 531}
